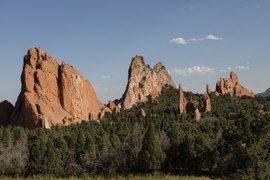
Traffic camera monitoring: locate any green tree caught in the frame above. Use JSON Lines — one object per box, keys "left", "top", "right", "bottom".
{"left": 138, "top": 123, "right": 165, "bottom": 172}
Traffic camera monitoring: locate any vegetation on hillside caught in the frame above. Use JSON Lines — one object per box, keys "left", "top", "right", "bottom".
{"left": 1, "top": 87, "right": 270, "bottom": 179}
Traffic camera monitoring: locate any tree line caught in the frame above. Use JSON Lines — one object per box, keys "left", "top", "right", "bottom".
{"left": 0, "top": 87, "right": 270, "bottom": 179}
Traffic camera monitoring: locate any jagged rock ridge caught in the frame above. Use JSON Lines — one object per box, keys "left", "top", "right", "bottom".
{"left": 215, "top": 71, "right": 254, "bottom": 97}
{"left": 11, "top": 48, "right": 104, "bottom": 129}
{"left": 121, "top": 55, "right": 175, "bottom": 109}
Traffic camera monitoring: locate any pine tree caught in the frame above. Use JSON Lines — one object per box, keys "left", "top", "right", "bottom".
{"left": 138, "top": 123, "right": 165, "bottom": 172}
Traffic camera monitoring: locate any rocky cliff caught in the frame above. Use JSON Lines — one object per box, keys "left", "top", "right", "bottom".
{"left": 215, "top": 71, "right": 254, "bottom": 97}
{"left": 11, "top": 48, "right": 104, "bottom": 129}
{"left": 121, "top": 56, "right": 175, "bottom": 109}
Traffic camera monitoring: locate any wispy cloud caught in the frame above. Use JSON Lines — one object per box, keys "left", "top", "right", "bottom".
{"left": 170, "top": 34, "right": 223, "bottom": 45}
{"left": 234, "top": 65, "right": 250, "bottom": 70}
{"left": 173, "top": 64, "right": 250, "bottom": 77}
{"left": 170, "top": 37, "right": 187, "bottom": 45}
{"left": 205, "top": 35, "right": 223, "bottom": 41}
{"left": 173, "top": 66, "right": 216, "bottom": 76}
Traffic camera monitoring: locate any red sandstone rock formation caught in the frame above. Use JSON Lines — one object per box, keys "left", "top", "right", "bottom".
{"left": 179, "top": 83, "right": 187, "bottom": 115}
{"left": 107, "top": 101, "right": 116, "bottom": 111}
{"left": 204, "top": 93, "right": 211, "bottom": 113}
{"left": 215, "top": 71, "right": 254, "bottom": 97}
{"left": 11, "top": 48, "right": 104, "bottom": 129}
{"left": 0, "top": 100, "right": 14, "bottom": 126}
{"left": 204, "top": 84, "right": 211, "bottom": 113}
{"left": 121, "top": 56, "right": 175, "bottom": 109}
{"left": 140, "top": 108, "right": 146, "bottom": 117}
{"left": 115, "top": 104, "right": 121, "bottom": 113}
{"left": 206, "top": 84, "right": 211, "bottom": 94}
{"left": 195, "top": 109, "right": 201, "bottom": 121}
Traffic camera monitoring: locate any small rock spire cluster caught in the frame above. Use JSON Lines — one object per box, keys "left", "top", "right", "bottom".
{"left": 179, "top": 83, "right": 212, "bottom": 121}
{"left": 215, "top": 71, "right": 254, "bottom": 97}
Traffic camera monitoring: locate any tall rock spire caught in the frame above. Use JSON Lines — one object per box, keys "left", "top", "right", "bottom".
{"left": 121, "top": 55, "right": 175, "bottom": 109}
{"left": 204, "top": 84, "right": 211, "bottom": 113}
{"left": 179, "top": 83, "right": 187, "bottom": 115}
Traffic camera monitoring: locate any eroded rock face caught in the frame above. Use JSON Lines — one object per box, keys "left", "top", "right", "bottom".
{"left": 121, "top": 56, "right": 175, "bottom": 109}
{"left": 179, "top": 83, "right": 187, "bottom": 115}
{"left": 215, "top": 72, "right": 254, "bottom": 97}
{"left": 11, "top": 48, "right": 104, "bottom": 129}
{"left": 0, "top": 100, "right": 14, "bottom": 126}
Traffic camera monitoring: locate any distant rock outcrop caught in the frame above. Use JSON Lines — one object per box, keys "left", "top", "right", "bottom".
{"left": 206, "top": 84, "right": 211, "bottom": 94}
{"left": 195, "top": 109, "right": 201, "bottom": 121}
{"left": 140, "top": 108, "right": 146, "bottom": 117}
{"left": 179, "top": 83, "right": 187, "bottom": 115}
{"left": 0, "top": 100, "right": 14, "bottom": 126}
{"left": 107, "top": 101, "right": 116, "bottom": 111}
{"left": 204, "top": 84, "right": 211, "bottom": 113}
{"left": 256, "top": 88, "right": 270, "bottom": 97}
{"left": 11, "top": 48, "right": 104, "bottom": 129}
{"left": 115, "top": 104, "right": 121, "bottom": 113}
{"left": 215, "top": 72, "right": 254, "bottom": 97}
{"left": 121, "top": 56, "right": 175, "bottom": 109}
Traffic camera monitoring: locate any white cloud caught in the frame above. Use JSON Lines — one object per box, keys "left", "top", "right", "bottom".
{"left": 173, "top": 66, "right": 216, "bottom": 76}
{"left": 170, "top": 34, "right": 223, "bottom": 45}
{"left": 172, "top": 63, "right": 250, "bottom": 77}
{"left": 205, "top": 34, "right": 223, "bottom": 41}
{"left": 234, "top": 65, "right": 250, "bottom": 70}
{"left": 170, "top": 37, "right": 187, "bottom": 45}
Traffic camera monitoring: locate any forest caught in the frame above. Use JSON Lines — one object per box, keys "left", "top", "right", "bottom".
{"left": 1, "top": 87, "right": 270, "bottom": 179}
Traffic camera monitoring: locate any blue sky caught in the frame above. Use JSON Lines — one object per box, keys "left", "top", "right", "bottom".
{"left": 0, "top": 0, "right": 269, "bottom": 104}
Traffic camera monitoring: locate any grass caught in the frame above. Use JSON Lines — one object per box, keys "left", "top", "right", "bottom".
{"left": 0, "top": 174, "right": 212, "bottom": 180}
